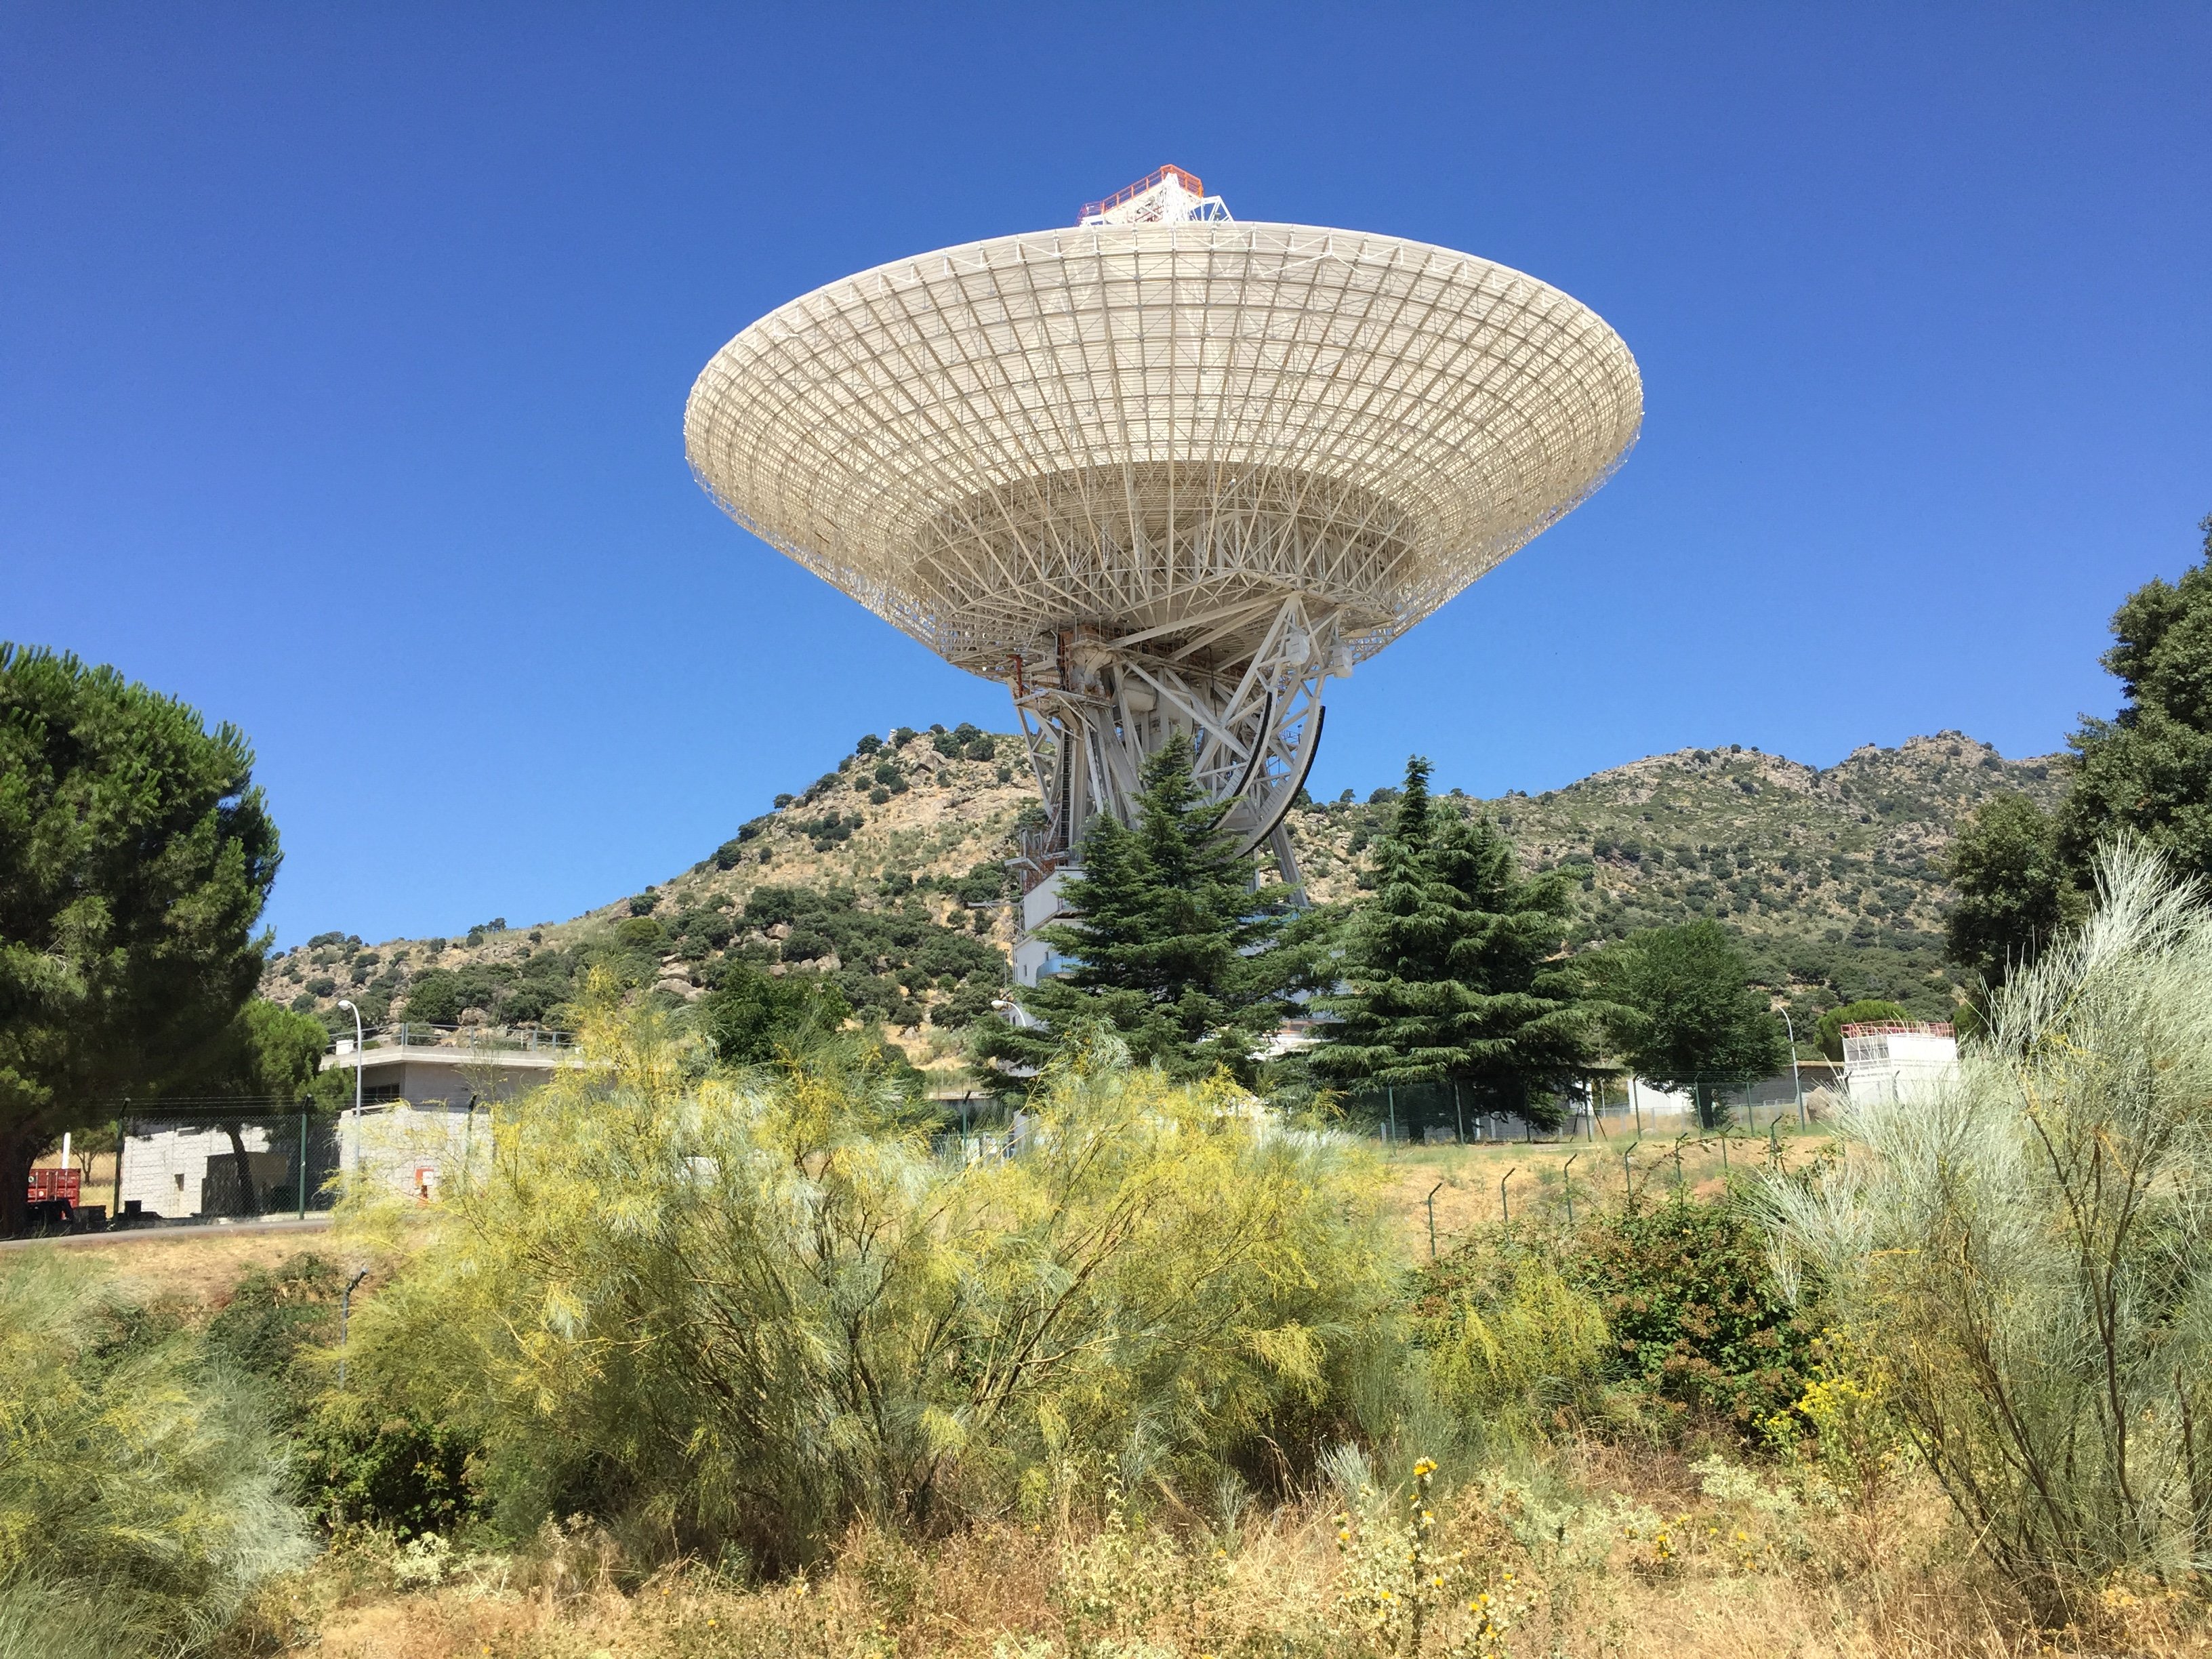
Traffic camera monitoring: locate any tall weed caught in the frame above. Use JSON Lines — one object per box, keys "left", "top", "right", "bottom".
{"left": 1770, "top": 842, "right": 2212, "bottom": 1617}
{"left": 1419, "top": 1256, "right": 1608, "bottom": 1427}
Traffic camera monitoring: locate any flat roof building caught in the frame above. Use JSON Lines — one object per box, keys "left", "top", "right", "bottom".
{"left": 320, "top": 1022, "right": 571, "bottom": 1109}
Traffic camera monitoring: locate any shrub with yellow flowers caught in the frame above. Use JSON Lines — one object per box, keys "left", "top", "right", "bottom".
{"left": 1763, "top": 1336, "right": 1911, "bottom": 1521}
{"left": 1756, "top": 1336, "right": 1912, "bottom": 1574}
{"left": 1330, "top": 1457, "right": 1469, "bottom": 1656}
{"left": 1444, "top": 1570, "right": 1542, "bottom": 1659}
{"left": 336, "top": 997, "right": 1395, "bottom": 1577}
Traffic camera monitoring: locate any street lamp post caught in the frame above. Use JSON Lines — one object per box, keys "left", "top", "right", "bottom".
{"left": 337, "top": 1000, "right": 363, "bottom": 1183}
{"left": 1779, "top": 1006, "right": 1805, "bottom": 1128}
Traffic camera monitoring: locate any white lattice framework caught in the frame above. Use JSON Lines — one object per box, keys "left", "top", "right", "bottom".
{"left": 685, "top": 184, "right": 1641, "bottom": 878}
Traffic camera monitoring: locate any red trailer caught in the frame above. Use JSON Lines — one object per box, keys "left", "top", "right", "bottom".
{"left": 27, "top": 1168, "right": 81, "bottom": 1204}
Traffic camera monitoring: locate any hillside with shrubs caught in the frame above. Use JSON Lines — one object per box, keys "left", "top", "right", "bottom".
{"left": 260, "top": 722, "right": 1034, "bottom": 1061}
{"left": 263, "top": 725, "right": 2060, "bottom": 1039}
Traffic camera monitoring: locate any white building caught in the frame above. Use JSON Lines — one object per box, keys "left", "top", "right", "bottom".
{"left": 340, "top": 1103, "right": 491, "bottom": 1203}
{"left": 322, "top": 1023, "right": 568, "bottom": 1107}
{"left": 1842, "top": 1021, "right": 1959, "bottom": 1105}
{"left": 1624, "top": 1077, "right": 1696, "bottom": 1121}
{"left": 119, "top": 1124, "right": 298, "bottom": 1219}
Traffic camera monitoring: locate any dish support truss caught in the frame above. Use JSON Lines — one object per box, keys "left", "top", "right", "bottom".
{"left": 1010, "top": 596, "right": 1343, "bottom": 893}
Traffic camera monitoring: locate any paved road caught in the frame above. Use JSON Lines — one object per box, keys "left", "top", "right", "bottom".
{"left": 0, "top": 1213, "right": 334, "bottom": 1251}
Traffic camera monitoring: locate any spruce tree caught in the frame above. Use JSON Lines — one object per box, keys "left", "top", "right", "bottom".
{"left": 1311, "top": 757, "right": 1595, "bottom": 1129}
{"left": 970, "top": 735, "right": 1288, "bottom": 1086}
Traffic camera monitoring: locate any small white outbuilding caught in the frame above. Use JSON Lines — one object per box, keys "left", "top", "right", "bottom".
{"left": 1841, "top": 1021, "right": 1959, "bottom": 1106}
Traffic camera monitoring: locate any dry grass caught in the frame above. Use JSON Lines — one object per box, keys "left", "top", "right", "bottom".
{"left": 226, "top": 1441, "right": 2212, "bottom": 1658}
{"left": 26, "top": 1222, "right": 342, "bottom": 1308}
{"left": 30, "top": 1164, "right": 2211, "bottom": 1656}
{"left": 1377, "top": 1127, "right": 1835, "bottom": 1255}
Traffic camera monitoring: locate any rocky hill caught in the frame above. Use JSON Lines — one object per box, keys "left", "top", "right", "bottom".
{"left": 262, "top": 724, "right": 2064, "bottom": 1036}
{"left": 1287, "top": 732, "right": 2063, "bottom": 1017}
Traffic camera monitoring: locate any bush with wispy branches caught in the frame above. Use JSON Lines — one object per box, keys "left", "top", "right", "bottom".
{"left": 0, "top": 1256, "right": 310, "bottom": 1655}
{"left": 1769, "top": 843, "right": 2212, "bottom": 1617}
{"left": 340, "top": 987, "right": 1399, "bottom": 1572}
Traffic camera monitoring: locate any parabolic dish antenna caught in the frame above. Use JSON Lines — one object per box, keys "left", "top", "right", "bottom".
{"left": 685, "top": 165, "right": 1641, "bottom": 886}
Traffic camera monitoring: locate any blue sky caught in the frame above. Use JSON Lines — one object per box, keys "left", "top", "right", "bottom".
{"left": 7, "top": 4, "right": 2209, "bottom": 947}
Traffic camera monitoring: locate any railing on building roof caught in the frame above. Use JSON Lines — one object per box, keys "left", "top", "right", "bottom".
{"left": 340, "top": 1023, "right": 574, "bottom": 1057}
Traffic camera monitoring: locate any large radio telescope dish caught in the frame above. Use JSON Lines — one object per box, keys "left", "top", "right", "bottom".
{"left": 686, "top": 165, "right": 1641, "bottom": 882}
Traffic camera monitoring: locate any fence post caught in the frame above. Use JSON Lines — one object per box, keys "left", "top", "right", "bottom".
{"left": 296, "top": 1109, "right": 308, "bottom": 1218}
{"left": 112, "top": 1110, "right": 127, "bottom": 1224}
{"left": 338, "top": 1269, "right": 369, "bottom": 1387}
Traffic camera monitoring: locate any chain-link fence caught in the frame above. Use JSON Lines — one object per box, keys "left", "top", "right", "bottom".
{"left": 1351, "top": 1071, "right": 1826, "bottom": 1146}
{"left": 1352, "top": 1079, "right": 1589, "bottom": 1145}
{"left": 112, "top": 1109, "right": 342, "bottom": 1224}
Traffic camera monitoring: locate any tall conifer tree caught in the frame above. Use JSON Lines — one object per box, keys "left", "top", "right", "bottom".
{"left": 971, "top": 735, "right": 1289, "bottom": 1087}
{"left": 1311, "top": 756, "right": 1595, "bottom": 1128}
{"left": 0, "top": 645, "right": 280, "bottom": 1233}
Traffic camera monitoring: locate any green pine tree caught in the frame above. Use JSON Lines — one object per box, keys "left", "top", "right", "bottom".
{"left": 1, "top": 645, "right": 280, "bottom": 1235}
{"left": 1310, "top": 756, "right": 1597, "bottom": 1130}
{"left": 970, "top": 735, "right": 1289, "bottom": 1088}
